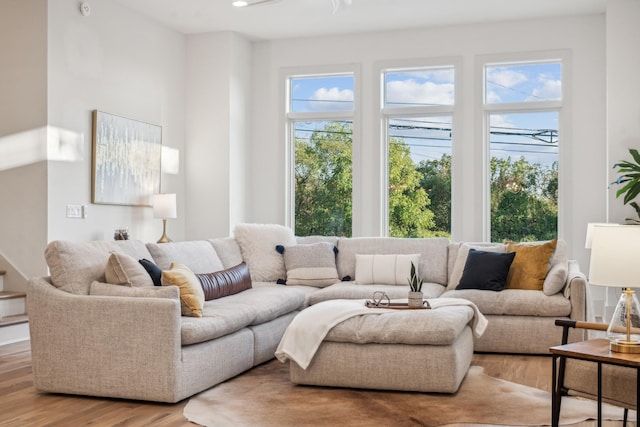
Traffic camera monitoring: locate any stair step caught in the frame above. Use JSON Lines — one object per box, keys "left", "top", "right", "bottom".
{"left": 0, "top": 314, "right": 29, "bottom": 346}
{"left": 0, "top": 314, "right": 28, "bottom": 327}
{"left": 0, "top": 292, "right": 26, "bottom": 318}
{"left": 0, "top": 291, "right": 26, "bottom": 300}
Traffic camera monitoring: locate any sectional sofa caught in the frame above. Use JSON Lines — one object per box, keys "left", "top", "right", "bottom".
{"left": 27, "top": 224, "right": 587, "bottom": 403}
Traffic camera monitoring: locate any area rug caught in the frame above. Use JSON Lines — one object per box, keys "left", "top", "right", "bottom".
{"left": 184, "top": 361, "right": 630, "bottom": 427}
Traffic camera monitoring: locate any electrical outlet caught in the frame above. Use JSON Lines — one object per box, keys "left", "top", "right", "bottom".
{"left": 66, "top": 204, "right": 83, "bottom": 218}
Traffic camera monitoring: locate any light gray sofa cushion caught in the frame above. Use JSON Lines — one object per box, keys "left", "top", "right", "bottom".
{"left": 440, "top": 288, "right": 571, "bottom": 316}
{"left": 214, "top": 286, "right": 306, "bottom": 325}
{"left": 325, "top": 305, "right": 474, "bottom": 345}
{"left": 45, "top": 239, "right": 154, "bottom": 295}
{"left": 146, "top": 241, "right": 224, "bottom": 273}
{"left": 337, "top": 237, "right": 449, "bottom": 285}
{"left": 181, "top": 302, "right": 257, "bottom": 345}
{"left": 208, "top": 237, "right": 244, "bottom": 269}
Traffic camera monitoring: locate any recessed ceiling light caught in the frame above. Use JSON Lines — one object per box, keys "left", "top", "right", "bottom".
{"left": 232, "top": 1, "right": 248, "bottom": 7}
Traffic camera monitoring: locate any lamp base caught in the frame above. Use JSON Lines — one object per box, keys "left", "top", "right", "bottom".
{"left": 157, "top": 219, "right": 172, "bottom": 243}
{"left": 610, "top": 340, "right": 640, "bottom": 353}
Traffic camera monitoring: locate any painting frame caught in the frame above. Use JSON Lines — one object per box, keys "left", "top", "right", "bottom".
{"left": 91, "top": 110, "right": 162, "bottom": 207}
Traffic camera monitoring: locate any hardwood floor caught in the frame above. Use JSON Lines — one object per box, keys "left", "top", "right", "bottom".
{"left": 0, "top": 341, "right": 631, "bottom": 427}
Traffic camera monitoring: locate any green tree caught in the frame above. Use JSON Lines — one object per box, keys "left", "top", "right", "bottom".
{"left": 388, "top": 140, "right": 435, "bottom": 237}
{"left": 490, "top": 156, "right": 558, "bottom": 242}
{"left": 417, "top": 154, "right": 451, "bottom": 236}
{"left": 294, "top": 122, "right": 352, "bottom": 236}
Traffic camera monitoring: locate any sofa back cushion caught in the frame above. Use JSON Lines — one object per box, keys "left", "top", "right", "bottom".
{"left": 146, "top": 241, "right": 224, "bottom": 273}
{"left": 45, "top": 239, "right": 153, "bottom": 295}
{"left": 208, "top": 237, "right": 244, "bottom": 269}
{"left": 447, "top": 239, "right": 569, "bottom": 295}
{"left": 336, "top": 237, "right": 449, "bottom": 286}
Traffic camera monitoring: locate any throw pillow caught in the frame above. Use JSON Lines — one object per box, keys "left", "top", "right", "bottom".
{"left": 196, "top": 262, "right": 253, "bottom": 301}
{"left": 505, "top": 238, "right": 558, "bottom": 290}
{"left": 104, "top": 252, "right": 154, "bottom": 287}
{"left": 543, "top": 239, "right": 569, "bottom": 296}
{"left": 89, "top": 281, "right": 179, "bottom": 299}
{"left": 354, "top": 254, "right": 420, "bottom": 285}
{"left": 456, "top": 249, "right": 516, "bottom": 291}
{"left": 139, "top": 258, "right": 162, "bottom": 286}
{"left": 278, "top": 242, "right": 339, "bottom": 287}
{"left": 447, "top": 243, "right": 507, "bottom": 290}
{"left": 233, "top": 223, "right": 296, "bottom": 282}
{"left": 161, "top": 263, "right": 205, "bottom": 317}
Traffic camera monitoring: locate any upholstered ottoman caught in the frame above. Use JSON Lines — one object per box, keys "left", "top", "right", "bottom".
{"left": 282, "top": 300, "right": 480, "bottom": 393}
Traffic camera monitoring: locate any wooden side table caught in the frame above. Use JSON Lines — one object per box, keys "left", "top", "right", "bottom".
{"left": 550, "top": 338, "right": 640, "bottom": 427}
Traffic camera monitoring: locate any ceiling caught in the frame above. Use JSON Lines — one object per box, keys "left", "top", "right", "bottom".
{"left": 113, "top": 0, "right": 607, "bottom": 40}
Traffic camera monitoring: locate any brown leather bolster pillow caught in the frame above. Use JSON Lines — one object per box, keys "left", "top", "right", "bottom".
{"left": 196, "top": 262, "right": 252, "bottom": 301}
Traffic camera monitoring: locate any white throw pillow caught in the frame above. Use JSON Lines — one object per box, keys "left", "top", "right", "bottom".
{"left": 233, "top": 223, "right": 296, "bottom": 282}
{"left": 355, "top": 254, "right": 420, "bottom": 285}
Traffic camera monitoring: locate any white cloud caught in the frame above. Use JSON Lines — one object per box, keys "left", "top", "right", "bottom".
{"left": 310, "top": 87, "right": 354, "bottom": 111}
{"left": 486, "top": 90, "right": 502, "bottom": 103}
{"left": 529, "top": 78, "right": 561, "bottom": 101}
{"left": 386, "top": 80, "right": 454, "bottom": 106}
{"left": 489, "top": 114, "right": 516, "bottom": 129}
{"left": 487, "top": 68, "right": 528, "bottom": 88}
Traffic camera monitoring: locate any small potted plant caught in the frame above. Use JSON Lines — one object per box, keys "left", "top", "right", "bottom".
{"left": 612, "top": 148, "right": 640, "bottom": 224}
{"left": 407, "top": 261, "right": 424, "bottom": 308}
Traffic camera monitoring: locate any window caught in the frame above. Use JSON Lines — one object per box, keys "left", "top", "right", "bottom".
{"left": 287, "top": 74, "right": 354, "bottom": 236}
{"left": 383, "top": 67, "right": 454, "bottom": 237}
{"left": 484, "top": 61, "right": 562, "bottom": 242}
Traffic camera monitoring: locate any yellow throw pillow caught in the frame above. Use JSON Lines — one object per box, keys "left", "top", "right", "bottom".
{"left": 505, "top": 238, "right": 558, "bottom": 290}
{"left": 161, "top": 263, "right": 205, "bottom": 317}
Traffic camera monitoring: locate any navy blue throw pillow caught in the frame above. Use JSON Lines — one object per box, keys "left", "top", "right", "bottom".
{"left": 139, "top": 258, "right": 162, "bottom": 286}
{"left": 456, "top": 249, "right": 516, "bottom": 292}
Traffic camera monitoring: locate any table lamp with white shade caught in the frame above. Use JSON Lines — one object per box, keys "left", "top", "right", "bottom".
{"left": 152, "top": 193, "right": 177, "bottom": 243}
{"left": 588, "top": 224, "right": 640, "bottom": 353}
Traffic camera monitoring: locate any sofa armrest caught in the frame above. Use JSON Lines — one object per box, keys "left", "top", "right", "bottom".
{"left": 27, "top": 277, "right": 183, "bottom": 401}
{"left": 566, "top": 260, "right": 587, "bottom": 323}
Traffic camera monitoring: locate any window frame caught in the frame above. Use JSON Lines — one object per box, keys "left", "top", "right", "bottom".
{"left": 282, "top": 65, "right": 360, "bottom": 234}
{"left": 378, "top": 59, "right": 460, "bottom": 237}
{"left": 477, "top": 51, "right": 571, "bottom": 242}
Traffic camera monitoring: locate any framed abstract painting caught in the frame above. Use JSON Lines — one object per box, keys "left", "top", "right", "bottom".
{"left": 91, "top": 110, "right": 162, "bottom": 206}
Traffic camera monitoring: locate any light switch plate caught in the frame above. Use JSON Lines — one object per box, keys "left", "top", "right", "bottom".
{"left": 66, "top": 204, "right": 83, "bottom": 218}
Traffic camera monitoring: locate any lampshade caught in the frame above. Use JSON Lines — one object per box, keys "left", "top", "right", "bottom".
{"left": 584, "top": 222, "right": 618, "bottom": 249}
{"left": 588, "top": 223, "right": 640, "bottom": 353}
{"left": 152, "top": 193, "right": 177, "bottom": 219}
{"left": 588, "top": 224, "right": 640, "bottom": 288}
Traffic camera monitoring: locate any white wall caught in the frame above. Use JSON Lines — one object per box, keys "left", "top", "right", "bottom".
{"left": 0, "top": 0, "right": 49, "bottom": 279}
{"left": 250, "top": 14, "right": 606, "bottom": 270}
{"left": 46, "top": 0, "right": 186, "bottom": 246}
{"left": 185, "top": 32, "right": 251, "bottom": 239}
{"left": 599, "top": 0, "right": 640, "bottom": 319}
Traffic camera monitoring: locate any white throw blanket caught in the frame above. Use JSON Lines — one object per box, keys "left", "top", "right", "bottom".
{"left": 275, "top": 298, "right": 487, "bottom": 370}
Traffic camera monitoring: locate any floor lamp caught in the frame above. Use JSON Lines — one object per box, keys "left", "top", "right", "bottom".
{"left": 152, "top": 193, "right": 177, "bottom": 243}
{"left": 588, "top": 224, "right": 640, "bottom": 353}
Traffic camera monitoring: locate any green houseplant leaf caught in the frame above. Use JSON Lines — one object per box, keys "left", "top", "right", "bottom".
{"left": 612, "top": 148, "right": 640, "bottom": 222}
{"left": 407, "top": 261, "right": 423, "bottom": 292}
